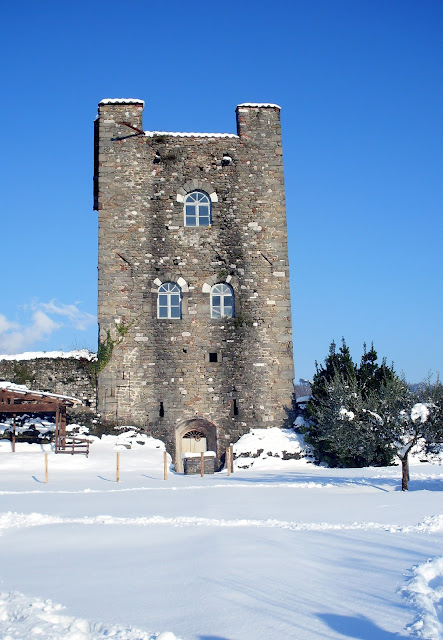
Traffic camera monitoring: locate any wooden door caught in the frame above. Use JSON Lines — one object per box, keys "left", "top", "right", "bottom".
{"left": 182, "top": 429, "right": 207, "bottom": 453}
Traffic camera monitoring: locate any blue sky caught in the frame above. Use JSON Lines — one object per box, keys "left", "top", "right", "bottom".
{"left": 1, "top": 0, "right": 442, "bottom": 383}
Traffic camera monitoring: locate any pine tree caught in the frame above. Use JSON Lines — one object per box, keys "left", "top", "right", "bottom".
{"left": 421, "top": 379, "right": 443, "bottom": 457}
{"left": 306, "top": 366, "right": 357, "bottom": 467}
{"left": 310, "top": 338, "right": 355, "bottom": 406}
{"left": 305, "top": 339, "right": 399, "bottom": 467}
{"left": 358, "top": 342, "right": 396, "bottom": 399}
{"left": 304, "top": 339, "right": 442, "bottom": 484}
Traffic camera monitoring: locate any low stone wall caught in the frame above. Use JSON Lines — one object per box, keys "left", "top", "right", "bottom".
{"left": 0, "top": 357, "right": 97, "bottom": 413}
{"left": 183, "top": 453, "right": 216, "bottom": 475}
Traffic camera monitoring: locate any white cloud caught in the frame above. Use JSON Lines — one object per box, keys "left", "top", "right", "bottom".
{"left": 0, "top": 314, "right": 19, "bottom": 334}
{"left": 38, "top": 300, "right": 96, "bottom": 331}
{"left": 0, "top": 301, "right": 97, "bottom": 355}
{"left": 0, "top": 311, "right": 60, "bottom": 354}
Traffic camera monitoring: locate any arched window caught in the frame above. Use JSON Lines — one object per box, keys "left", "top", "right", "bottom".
{"left": 211, "top": 283, "right": 234, "bottom": 318}
{"left": 157, "top": 282, "right": 182, "bottom": 319}
{"left": 184, "top": 191, "right": 211, "bottom": 227}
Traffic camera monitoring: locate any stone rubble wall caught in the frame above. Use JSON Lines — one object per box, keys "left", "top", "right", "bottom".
{"left": 183, "top": 455, "right": 216, "bottom": 475}
{"left": 0, "top": 357, "right": 97, "bottom": 416}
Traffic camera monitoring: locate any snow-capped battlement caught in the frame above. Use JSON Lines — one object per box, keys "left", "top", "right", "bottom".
{"left": 237, "top": 103, "right": 281, "bottom": 109}
{"left": 99, "top": 98, "right": 145, "bottom": 106}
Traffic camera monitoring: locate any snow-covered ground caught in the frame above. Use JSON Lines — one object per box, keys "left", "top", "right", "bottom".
{"left": 0, "top": 431, "right": 441, "bottom": 640}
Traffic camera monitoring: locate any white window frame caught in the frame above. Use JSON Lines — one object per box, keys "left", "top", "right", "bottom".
{"left": 157, "top": 282, "right": 182, "bottom": 319}
{"left": 184, "top": 190, "right": 211, "bottom": 227}
{"left": 210, "top": 283, "right": 234, "bottom": 318}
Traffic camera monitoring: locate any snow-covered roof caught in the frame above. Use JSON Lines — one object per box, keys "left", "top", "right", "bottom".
{"left": 237, "top": 103, "right": 281, "bottom": 109}
{"left": 144, "top": 130, "right": 238, "bottom": 139}
{"left": 99, "top": 98, "right": 145, "bottom": 106}
{"left": 0, "top": 381, "right": 82, "bottom": 404}
{"left": 0, "top": 350, "right": 96, "bottom": 362}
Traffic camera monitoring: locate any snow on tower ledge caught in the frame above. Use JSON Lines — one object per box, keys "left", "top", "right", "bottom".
{"left": 144, "top": 130, "right": 238, "bottom": 138}
{"left": 99, "top": 98, "right": 145, "bottom": 106}
{"left": 237, "top": 103, "right": 281, "bottom": 109}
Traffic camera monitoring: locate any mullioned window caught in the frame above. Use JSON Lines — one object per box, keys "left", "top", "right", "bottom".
{"left": 157, "top": 282, "right": 182, "bottom": 319}
{"left": 184, "top": 191, "right": 211, "bottom": 227}
{"left": 211, "top": 283, "right": 234, "bottom": 318}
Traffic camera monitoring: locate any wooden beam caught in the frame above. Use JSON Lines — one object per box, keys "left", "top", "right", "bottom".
{"left": 0, "top": 390, "right": 77, "bottom": 405}
{"left": 0, "top": 403, "right": 62, "bottom": 414}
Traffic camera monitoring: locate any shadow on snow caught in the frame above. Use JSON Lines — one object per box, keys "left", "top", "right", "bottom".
{"left": 318, "top": 613, "right": 409, "bottom": 639}
{"left": 217, "top": 471, "right": 441, "bottom": 492}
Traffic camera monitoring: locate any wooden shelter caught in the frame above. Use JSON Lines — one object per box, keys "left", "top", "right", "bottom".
{"left": 0, "top": 384, "right": 89, "bottom": 455}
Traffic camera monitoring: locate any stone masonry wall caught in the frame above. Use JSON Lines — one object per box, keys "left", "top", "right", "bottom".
{"left": 95, "top": 99, "right": 295, "bottom": 467}
{"left": 0, "top": 357, "right": 97, "bottom": 414}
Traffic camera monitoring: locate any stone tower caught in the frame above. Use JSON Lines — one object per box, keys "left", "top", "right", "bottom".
{"left": 94, "top": 98, "right": 294, "bottom": 470}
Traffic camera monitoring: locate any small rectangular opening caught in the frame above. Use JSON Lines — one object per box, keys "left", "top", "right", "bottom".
{"left": 233, "top": 399, "right": 239, "bottom": 416}
{"left": 209, "top": 352, "right": 218, "bottom": 363}
{"left": 159, "top": 402, "right": 164, "bottom": 418}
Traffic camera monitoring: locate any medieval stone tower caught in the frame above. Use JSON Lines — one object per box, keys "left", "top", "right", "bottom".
{"left": 94, "top": 98, "right": 294, "bottom": 470}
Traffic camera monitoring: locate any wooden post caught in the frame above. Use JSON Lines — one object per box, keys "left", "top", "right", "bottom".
{"left": 12, "top": 413, "right": 16, "bottom": 453}
{"left": 45, "top": 453, "right": 49, "bottom": 484}
{"left": 163, "top": 450, "right": 168, "bottom": 480}
{"left": 61, "top": 408, "right": 67, "bottom": 452}
{"left": 54, "top": 408, "right": 58, "bottom": 451}
{"left": 116, "top": 452, "right": 120, "bottom": 483}
{"left": 226, "top": 447, "right": 231, "bottom": 476}
{"left": 55, "top": 406, "right": 62, "bottom": 450}
{"left": 230, "top": 444, "right": 234, "bottom": 473}
{"left": 201, "top": 451, "right": 204, "bottom": 477}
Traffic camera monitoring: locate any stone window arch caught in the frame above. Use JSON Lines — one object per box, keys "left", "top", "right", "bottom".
{"left": 202, "top": 274, "right": 238, "bottom": 294}
{"left": 184, "top": 190, "right": 211, "bottom": 227}
{"left": 177, "top": 180, "right": 218, "bottom": 203}
{"left": 157, "top": 282, "right": 182, "bottom": 319}
{"left": 211, "top": 283, "right": 234, "bottom": 318}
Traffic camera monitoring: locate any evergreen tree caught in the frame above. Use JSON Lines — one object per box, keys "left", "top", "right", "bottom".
{"left": 305, "top": 339, "right": 399, "bottom": 467}
{"left": 304, "top": 339, "right": 442, "bottom": 485}
{"left": 314, "top": 338, "right": 355, "bottom": 384}
{"left": 358, "top": 342, "right": 396, "bottom": 399}
{"left": 306, "top": 366, "right": 389, "bottom": 467}
{"left": 421, "top": 379, "right": 443, "bottom": 457}
{"left": 309, "top": 338, "right": 355, "bottom": 406}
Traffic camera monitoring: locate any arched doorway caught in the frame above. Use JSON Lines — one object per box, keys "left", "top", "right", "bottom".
{"left": 175, "top": 418, "right": 217, "bottom": 473}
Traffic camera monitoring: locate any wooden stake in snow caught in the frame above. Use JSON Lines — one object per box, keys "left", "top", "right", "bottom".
{"left": 44, "top": 453, "right": 49, "bottom": 484}
{"left": 12, "top": 413, "right": 16, "bottom": 453}
{"left": 226, "top": 447, "right": 231, "bottom": 476}
{"left": 163, "top": 450, "right": 168, "bottom": 480}
{"left": 201, "top": 451, "right": 204, "bottom": 477}
{"left": 230, "top": 444, "right": 234, "bottom": 473}
{"left": 116, "top": 452, "right": 120, "bottom": 483}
